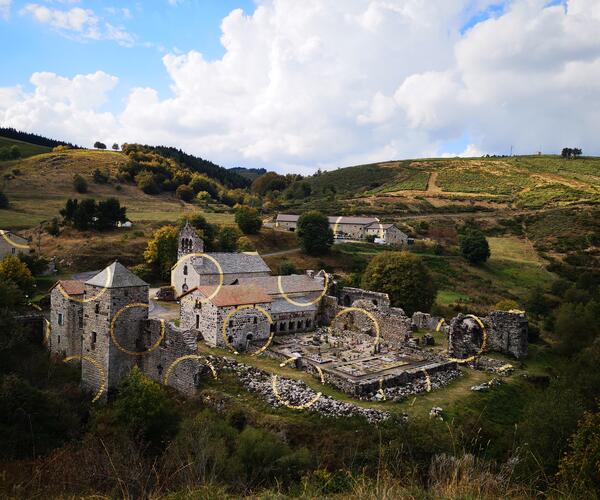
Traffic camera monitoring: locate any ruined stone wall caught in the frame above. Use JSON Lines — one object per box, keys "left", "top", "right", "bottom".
{"left": 448, "top": 311, "right": 528, "bottom": 360}
{"left": 411, "top": 312, "right": 445, "bottom": 331}
{"left": 139, "top": 320, "right": 200, "bottom": 396}
{"left": 338, "top": 287, "right": 390, "bottom": 309}
{"left": 49, "top": 288, "right": 83, "bottom": 359}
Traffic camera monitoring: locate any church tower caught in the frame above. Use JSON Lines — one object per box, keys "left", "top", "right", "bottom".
{"left": 81, "top": 261, "right": 149, "bottom": 400}
{"left": 178, "top": 221, "right": 204, "bottom": 260}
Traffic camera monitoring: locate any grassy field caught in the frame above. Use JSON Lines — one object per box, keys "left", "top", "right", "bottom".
{"left": 0, "top": 148, "right": 234, "bottom": 229}
{"left": 0, "top": 136, "right": 51, "bottom": 158}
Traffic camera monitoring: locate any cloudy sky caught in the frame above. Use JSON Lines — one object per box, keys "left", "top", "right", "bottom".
{"left": 1, "top": 0, "right": 599, "bottom": 173}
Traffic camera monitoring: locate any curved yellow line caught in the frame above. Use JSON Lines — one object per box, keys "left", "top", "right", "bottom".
{"left": 110, "top": 303, "right": 164, "bottom": 356}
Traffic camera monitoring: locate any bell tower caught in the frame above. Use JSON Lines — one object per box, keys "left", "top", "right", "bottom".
{"left": 178, "top": 221, "right": 204, "bottom": 260}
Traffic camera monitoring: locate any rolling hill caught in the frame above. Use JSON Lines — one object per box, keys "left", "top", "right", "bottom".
{"left": 0, "top": 136, "right": 51, "bottom": 158}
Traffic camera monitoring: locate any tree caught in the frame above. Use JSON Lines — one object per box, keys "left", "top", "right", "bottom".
{"left": 459, "top": 229, "right": 490, "bottom": 264}
{"left": 235, "top": 206, "right": 262, "bottom": 235}
{"left": 217, "top": 227, "right": 241, "bottom": 252}
{"left": 9, "top": 146, "right": 21, "bottom": 159}
{"left": 46, "top": 217, "right": 60, "bottom": 237}
{"left": 0, "top": 192, "right": 9, "bottom": 209}
{"left": 73, "top": 199, "right": 96, "bottom": 230}
{"left": 278, "top": 261, "right": 297, "bottom": 275}
{"left": 196, "top": 190, "right": 211, "bottom": 205}
{"left": 143, "top": 225, "right": 178, "bottom": 280}
{"left": 115, "top": 367, "right": 179, "bottom": 445}
{"left": 176, "top": 184, "right": 194, "bottom": 202}
{"left": 93, "top": 141, "right": 107, "bottom": 150}
{"left": 361, "top": 252, "right": 437, "bottom": 315}
{"left": 92, "top": 168, "right": 109, "bottom": 184}
{"left": 237, "top": 236, "right": 254, "bottom": 252}
{"left": 251, "top": 172, "right": 289, "bottom": 196}
{"left": 0, "top": 256, "right": 35, "bottom": 297}
{"left": 112, "top": 143, "right": 119, "bottom": 151}
{"left": 297, "top": 211, "right": 333, "bottom": 256}
{"left": 95, "top": 198, "right": 127, "bottom": 230}
{"left": 72, "top": 174, "right": 88, "bottom": 194}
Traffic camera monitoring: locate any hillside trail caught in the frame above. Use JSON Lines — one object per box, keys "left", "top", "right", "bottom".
{"left": 425, "top": 171, "right": 441, "bottom": 194}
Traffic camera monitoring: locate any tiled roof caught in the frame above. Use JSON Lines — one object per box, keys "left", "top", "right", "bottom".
{"left": 52, "top": 280, "right": 85, "bottom": 296}
{"left": 191, "top": 252, "right": 271, "bottom": 275}
{"left": 270, "top": 297, "right": 318, "bottom": 314}
{"left": 237, "top": 274, "right": 325, "bottom": 295}
{"left": 366, "top": 222, "right": 395, "bottom": 230}
{"left": 196, "top": 285, "right": 272, "bottom": 307}
{"left": 86, "top": 261, "right": 148, "bottom": 288}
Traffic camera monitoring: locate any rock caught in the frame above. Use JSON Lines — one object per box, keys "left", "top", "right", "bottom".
{"left": 429, "top": 407, "right": 443, "bottom": 420}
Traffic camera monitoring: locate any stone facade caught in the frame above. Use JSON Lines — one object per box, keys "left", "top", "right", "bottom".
{"left": 365, "top": 224, "right": 409, "bottom": 246}
{"left": 49, "top": 282, "right": 84, "bottom": 358}
{"left": 338, "top": 286, "right": 390, "bottom": 308}
{"left": 448, "top": 311, "right": 528, "bottom": 360}
{"left": 0, "top": 230, "right": 29, "bottom": 259}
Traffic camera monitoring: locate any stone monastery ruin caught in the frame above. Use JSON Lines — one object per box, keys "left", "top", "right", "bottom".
{"left": 48, "top": 223, "right": 528, "bottom": 404}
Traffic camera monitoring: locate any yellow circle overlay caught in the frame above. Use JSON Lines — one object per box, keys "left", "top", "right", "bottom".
{"left": 447, "top": 314, "right": 488, "bottom": 364}
{"left": 57, "top": 266, "right": 113, "bottom": 304}
{"left": 64, "top": 355, "right": 106, "bottom": 403}
{"left": 330, "top": 306, "right": 381, "bottom": 347}
{"left": 174, "top": 252, "right": 224, "bottom": 303}
{"left": 220, "top": 304, "right": 274, "bottom": 356}
{"left": 0, "top": 230, "right": 30, "bottom": 250}
{"left": 163, "top": 355, "right": 218, "bottom": 385}
{"left": 436, "top": 318, "right": 446, "bottom": 332}
{"left": 276, "top": 272, "right": 329, "bottom": 308}
{"left": 272, "top": 357, "right": 325, "bottom": 410}
{"left": 421, "top": 368, "right": 432, "bottom": 392}
{"left": 43, "top": 318, "right": 51, "bottom": 344}
{"left": 110, "top": 303, "right": 165, "bottom": 356}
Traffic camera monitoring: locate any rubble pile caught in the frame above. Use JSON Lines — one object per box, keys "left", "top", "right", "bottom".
{"left": 213, "top": 357, "right": 391, "bottom": 423}
{"left": 365, "top": 368, "right": 462, "bottom": 402}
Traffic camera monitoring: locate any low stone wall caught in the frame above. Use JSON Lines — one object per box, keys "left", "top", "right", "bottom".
{"left": 411, "top": 312, "right": 445, "bottom": 331}
{"left": 338, "top": 287, "right": 390, "bottom": 309}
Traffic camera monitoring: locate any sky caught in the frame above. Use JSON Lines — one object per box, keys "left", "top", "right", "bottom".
{"left": 1, "top": 0, "right": 599, "bottom": 174}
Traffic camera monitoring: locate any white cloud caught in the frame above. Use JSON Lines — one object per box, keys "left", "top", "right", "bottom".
{"left": 20, "top": 3, "right": 134, "bottom": 46}
{"left": 0, "top": 0, "right": 11, "bottom": 20}
{"left": 4, "top": 0, "right": 600, "bottom": 171}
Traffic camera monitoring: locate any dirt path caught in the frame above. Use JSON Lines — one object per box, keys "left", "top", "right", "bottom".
{"left": 426, "top": 171, "right": 441, "bottom": 194}
{"left": 263, "top": 247, "right": 300, "bottom": 257}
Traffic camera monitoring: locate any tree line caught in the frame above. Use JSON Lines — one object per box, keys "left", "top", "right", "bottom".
{"left": 0, "top": 127, "right": 78, "bottom": 149}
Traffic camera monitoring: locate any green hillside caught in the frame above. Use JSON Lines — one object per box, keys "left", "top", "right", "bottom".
{"left": 0, "top": 136, "right": 51, "bottom": 158}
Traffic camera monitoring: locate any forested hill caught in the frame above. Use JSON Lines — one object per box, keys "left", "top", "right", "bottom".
{"left": 143, "top": 145, "right": 251, "bottom": 189}
{"left": 0, "top": 127, "right": 79, "bottom": 149}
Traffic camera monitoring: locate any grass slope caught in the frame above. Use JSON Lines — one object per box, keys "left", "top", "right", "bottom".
{"left": 0, "top": 136, "right": 51, "bottom": 158}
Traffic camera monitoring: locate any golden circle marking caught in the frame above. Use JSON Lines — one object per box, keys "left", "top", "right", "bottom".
{"left": 276, "top": 273, "right": 329, "bottom": 308}
{"left": 220, "top": 305, "right": 274, "bottom": 356}
{"left": 110, "top": 303, "right": 165, "bottom": 356}
{"left": 43, "top": 318, "right": 51, "bottom": 344}
{"left": 64, "top": 355, "right": 106, "bottom": 403}
{"left": 0, "top": 230, "right": 30, "bottom": 250}
{"left": 272, "top": 357, "right": 325, "bottom": 410}
{"left": 377, "top": 378, "right": 387, "bottom": 401}
{"left": 447, "top": 314, "right": 487, "bottom": 364}
{"left": 436, "top": 318, "right": 446, "bottom": 332}
{"left": 330, "top": 306, "right": 381, "bottom": 347}
{"left": 163, "top": 355, "right": 218, "bottom": 385}
{"left": 174, "top": 253, "right": 224, "bottom": 303}
{"left": 422, "top": 368, "right": 432, "bottom": 392}
{"left": 57, "top": 266, "right": 113, "bottom": 304}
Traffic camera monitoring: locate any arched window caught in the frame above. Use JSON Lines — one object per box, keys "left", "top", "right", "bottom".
{"left": 183, "top": 265, "right": 188, "bottom": 276}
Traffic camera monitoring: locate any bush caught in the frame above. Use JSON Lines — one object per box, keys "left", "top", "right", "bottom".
{"left": 114, "top": 367, "right": 179, "bottom": 445}
{"left": 0, "top": 255, "right": 35, "bottom": 296}
{"left": 72, "top": 174, "right": 88, "bottom": 194}
{"left": 46, "top": 217, "right": 60, "bottom": 236}
{"left": 278, "top": 261, "right": 297, "bottom": 275}
{"left": 135, "top": 171, "right": 161, "bottom": 195}
{"left": 0, "top": 191, "right": 9, "bottom": 209}
{"left": 217, "top": 227, "right": 241, "bottom": 252}
{"left": 176, "top": 184, "right": 194, "bottom": 202}
{"left": 237, "top": 236, "right": 254, "bottom": 252}
{"left": 459, "top": 229, "right": 490, "bottom": 264}
{"left": 92, "top": 168, "right": 110, "bottom": 184}
{"left": 235, "top": 206, "right": 262, "bottom": 235}
{"left": 361, "top": 251, "right": 437, "bottom": 315}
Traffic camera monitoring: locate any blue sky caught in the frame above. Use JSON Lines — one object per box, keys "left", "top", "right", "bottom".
{"left": 1, "top": 0, "right": 597, "bottom": 172}
{"left": 1, "top": 1, "right": 256, "bottom": 111}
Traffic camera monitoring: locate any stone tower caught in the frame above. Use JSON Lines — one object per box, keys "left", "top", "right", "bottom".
{"left": 178, "top": 221, "right": 204, "bottom": 260}
{"left": 81, "top": 261, "right": 149, "bottom": 400}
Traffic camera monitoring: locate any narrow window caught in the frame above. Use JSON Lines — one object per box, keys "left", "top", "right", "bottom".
{"left": 11, "top": 248, "right": 15, "bottom": 254}
{"left": 195, "top": 314, "right": 200, "bottom": 329}
{"left": 306, "top": 319, "right": 312, "bottom": 328}
{"left": 95, "top": 303, "right": 100, "bottom": 314}
{"left": 228, "top": 320, "right": 233, "bottom": 328}
{"left": 57, "top": 335, "right": 61, "bottom": 345}
{"left": 253, "top": 317, "right": 257, "bottom": 324}
{"left": 78, "top": 312, "right": 83, "bottom": 328}
{"left": 289, "top": 321, "right": 294, "bottom": 331}
{"left": 58, "top": 313, "right": 64, "bottom": 326}
{"left": 183, "top": 265, "right": 188, "bottom": 276}
{"left": 91, "top": 331, "right": 97, "bottom": 349}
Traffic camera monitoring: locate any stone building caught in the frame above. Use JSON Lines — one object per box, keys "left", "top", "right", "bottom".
{"left": 49, "top": 280, "right": 84, "bottom": 358}
{"left": 0, "top": 230, "right": 29, "bottom": 259}
{"left": 171, "top": 222, "right": 271, "bottom": 296}
{"left": 276, "top": 213, "right": 380, "bottom": 240}
{"left": 365, "top": 223, "right": 409, "bottom": 246}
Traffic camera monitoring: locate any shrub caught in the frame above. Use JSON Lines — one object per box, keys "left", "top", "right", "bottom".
{"left": 72, "top": 174, "right": 88, "bottom": 194}
{"left": 0, "top": 255, "right": 35, "bottom": 297}
{"left": 217, "top": 227, "right": 241, "bottom": 252}
{"left": 494, "top": 299, "right": 520, "bottom": 311}
{"left": 92, "top": 168, "right": 110, "bottom": 184}
{"left": 135, "top": 171, "right": 160, "bottom": 195}
{"left": 278, "top": 261, "right": 297, "bottom": 275}
{"left": 235, "top": 206, "right": 262, "bottom": 235}
{"left": 0, "top": 191, "right": 9, "bottom": 209}
{"left": 176, "top": 184, "right": 194, "bottom": 202}
{"left": 46, "top": 217, "right": 60, "bottom": 236}
{"left": 237, "top": 236, "right": 254, "bottom": 252}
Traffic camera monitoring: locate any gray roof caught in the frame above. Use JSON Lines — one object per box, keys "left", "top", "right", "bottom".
{"left": 192, "top": 252, "right": 271, "bottom": 276}
{"left": 270, "top": 297, "right": 318, "bottom": 314}
{"left": 237, "top": 274, "right": 325, "bottom": 295}
{"left": 86, "top": 261, "right": 148, "bottom": 288}
{"left": 275, "top": 213, "right": 378, "bottom": 225}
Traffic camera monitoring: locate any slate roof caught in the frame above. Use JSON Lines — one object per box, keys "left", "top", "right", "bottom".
{"left": 86, "top": 261, "right": 148, "bottom": 288}
{"left": 51, "top": 280, "right": 85, "bottom": 296}
{"left": 236, "top": 274, "right": 325, "bottom": 295}
{"left": 270, "top": 297, "right": 318, "bottom": 314}
{"left": 275, "top": 214, "right": 379, "bottom": 226}
{"left": 366, "top": 222, "right": 395, "bottom": 230}
{"left": 0, "top": 230, "right": 29, "bottom": 243}
{"left": 191, "top": 252, "right": 271, "bottom": 276}
{"left": 196, "top": 285, "right": 272, "bottom": 307}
